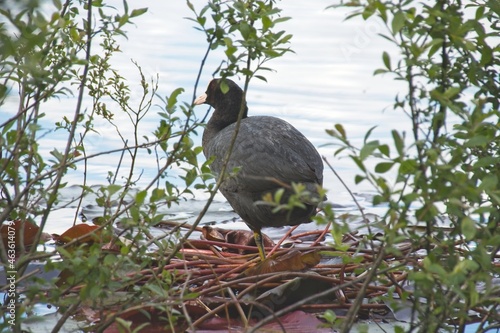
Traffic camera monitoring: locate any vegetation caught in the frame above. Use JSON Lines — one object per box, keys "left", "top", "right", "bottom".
{"left": 0, "top": 0, "right": 202, "bottom": 331}
{"left": 0, "top": 0, "right": 498, "bottom": 332}
{"left": 326, "top": 0, "right": 500, "bottom": 332}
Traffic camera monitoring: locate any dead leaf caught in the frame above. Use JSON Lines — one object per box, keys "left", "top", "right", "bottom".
{"left": 244, "top": 250, "right": 321, "bottom": 276}
{"left": 52, "top": 223, "right": 101, "bottom": 245}
{"left": 1, "top": 220, "right": 44, "bottom": 250}
{"left": 202, "top": 226, "right": 226, "bottom": 242}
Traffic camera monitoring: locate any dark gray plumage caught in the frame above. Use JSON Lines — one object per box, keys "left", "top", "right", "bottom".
{"left": 194, "top": 78, "right": 324, "bottom": 258}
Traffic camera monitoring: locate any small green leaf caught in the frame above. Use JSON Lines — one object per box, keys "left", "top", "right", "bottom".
{"left": 239, "top": 21, "right": 251, "bottom": 39}
{"left": 473, "top": 156, "right": 498, "bottom": 168}
{"left": 475, "top": 4, "right": 485, "bottom": 20}
{"left": 274, "top": 188, "right": 285, "bottom": 203}
{"left": 443, "top": 86, "right": 461, "bottom": 99}
{"left": 378, "top": 144, "right": 390, "bottom": 157}
{"left": 392, "top": 11, "right": 405, "bottom": 34}
{"left": 166, "top": 87, "right": 184, "bottom": 111}
{"left": 480, "top": 45, "right": 493, "bottom": 66}
{"left": 135, "top": 190, "right": 147, "bottom": 205}
{"left": 361, "top": 6, "right": 375, "bottom": 20}
{"left": 479, "top": 174, "right": 498, "bottom": 191}
{"left": 129, "top": 205, "right": 140, "bottom": 221}
{"left": 392, "top": 130, "right": 404, "bottom": 156}
{"left": 352, "top": 155, "right": 367, "bottom": 171}
{"left": 395, "top": 325, "right": 406, "bottom": 333}
{"left": 255, "top": 75, "right": 267, "bottom": 82}
{"left": 374, "top": 68, "right": 388, "bottom": 75}
{"left": 363, "top": 126, "right": 377, "bottom": 144}
{"left": 334, "top": 123, "right": 346, "bottom": 139}
{"left": 399, "top": 159, "right": 418, "bottom": 174}
{"left": 107, "top": 184, "right": 122, "bottom": 196}
{"left": 220, "top": 80, "right": 229, "bottom": 94}
{"left": 375, "top": 162, "right": 394, "bottom": 173}
{"left": 130, "top": 8, "right": 147, "bottom": 18}
{"left": 262, "top": 15, "right": 272, "bottom": 30}
{"left": 360, "top": 140, "right": 379, "bottom": 160}
{"left": 464, "top": 135, "right": 489, "bottom": 147}
{"left": 422, "top": 257, "right": 447, "bottom": 277}
{"left": 355, "top": 175, "right": 365, "bottom": 184}
{"left": 461, "top": 217, "right": 477, "bottom": 241}
{"left": 321, "top": 310, "right": 336, "bottom": 324}
{"left": 382, "top": 51, "right": 391, "bottom": 70}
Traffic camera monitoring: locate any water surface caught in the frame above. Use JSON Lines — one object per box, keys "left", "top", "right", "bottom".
{"left": 1, "top": 1, "right": 405, "bottom": 238}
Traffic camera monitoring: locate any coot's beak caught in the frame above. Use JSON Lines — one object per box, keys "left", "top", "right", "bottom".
{"left": 194, "top": 93, "right": 207, "bottom": 105}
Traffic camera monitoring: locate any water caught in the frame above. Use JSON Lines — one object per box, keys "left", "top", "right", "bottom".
{"left": 1, "top": 0, "right": 407, "bottom": 230}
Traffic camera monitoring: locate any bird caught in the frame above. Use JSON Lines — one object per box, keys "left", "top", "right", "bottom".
{"left": 194, "top": 78, "right": 324, "bottom": 259}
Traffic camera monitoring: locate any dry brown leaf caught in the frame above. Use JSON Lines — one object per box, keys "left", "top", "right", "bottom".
{"left": 244, "top": 250, "right": 321, "bottom": 276}
{"left": 52, "top": 223, "right": 101, "bottom": 245}
{"left": 1, "top": 220, "right": 42, "bottom": 250}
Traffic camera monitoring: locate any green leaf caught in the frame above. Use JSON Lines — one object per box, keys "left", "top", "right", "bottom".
{"left": 475, "top": 5, "right": 485, "bottom": 20}
{"left": 351, "top": 156, "right": 366, "bottom": 173}
{"left": 375, "top": 162, "right": 394, "bottom": 173}
{"left": 334, "top": 123, "right": 346, "bottom": 139}
{"left": 378, "top": 144, "right": 390, "bottom": 157}
{"left": 464, "top": 135, "right": 489, "bottom": 147}
{"left": 360, "top": 140, "right": 379, "bottom": 160}
{"left": 255, "top": 75, "right": 267, "bottom": 82}
{"left": 130, "top": 8, "right": 147, "bottom": 18}
{"left": 399, "top": 159, "right": 418, "bottom": 174}
{"left": 426, "top": 38, "right": 444, "bottom": 57}
{"left": 461, "top": 217, "right": 477, "bottom": 241}
{"left": 374, "top": 68, "right": 388, "bottom": 75}
{"left": 146, "top": 283, "right": 168, "bottom": 297}
{"left": 363, "top": 126, "right": 377, "bottom": 143}
{"left": 372, "top": 194, "right": 383, "bottom": 205}
{"left": 479, "top": 174, "right": 498, "bottom": 191}
{"left": 107, "top": 184, "right": 122, "bottom": 196}
{"left": 355, "top": 175, "right": 365, "bottom": 184}
{"left": 392, "top": 11, "right": 405, "bottom": 34}
{"left": 395, "top": 326, "right": 406, "bottom": 333}
{"left": 382, "top": 51, "right": 391, "bottom": 70}
{"left": 391, "top": 130, "right": 404, "bottom": 156}
{"left": 361, "top": 5, "right": 375, "bottom": 20}
{"left": 166, "top": 87, "right": 184, "bottom": 111}
{"left": 135, "top": 190, "right": 147, "bottom": 205}
{"left": 150, "top": 188, "right": 165, "bottom": 202}
{"left": 262, "top": 15, "right": 272, "bottom": 30}
{"left": 321, "top": 310, "right": 336, "bottom": 324}
{"left": 239, "top": 21, "right": 251, "bottom": 39}
{"left": 130, "top": 206, "right": 141, "bottom": 222}
{"left": 422, "top": 257, "right": 447, "bottom": 277}
{"left": 53, "top": 0, "right": 62, "bottom": 10}
{"left": 443, "top": 86, "right": 461, "bottom": 99}
{"left": 473, "top": 156, "right": 498, "bottom": 168}
{"left": 220, "top": 80, "right": 229, "bottom": 94}
{"left": 480, "top": 44, "right": 493, "bottom": 66}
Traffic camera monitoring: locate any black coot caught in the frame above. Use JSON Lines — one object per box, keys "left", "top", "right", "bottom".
{"left": 194, "top": 78, "right": 324, "bottom": 259}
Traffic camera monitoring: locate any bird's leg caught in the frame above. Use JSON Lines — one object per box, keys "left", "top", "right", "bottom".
{"left": 253, "top": 230, "right": 266, "bottom": 260}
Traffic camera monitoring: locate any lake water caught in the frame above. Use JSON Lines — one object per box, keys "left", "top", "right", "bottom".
{"left": 2, "top": 0, "right": 409, "bottom": 234}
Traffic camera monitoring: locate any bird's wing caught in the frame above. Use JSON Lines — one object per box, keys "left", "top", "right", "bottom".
{"left": 205, "top": 116, "right": 323, "bottom": 193}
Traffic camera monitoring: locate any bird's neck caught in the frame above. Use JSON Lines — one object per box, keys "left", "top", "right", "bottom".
{"left": 203, "top": 102, "right": 248, "bottom": 146}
